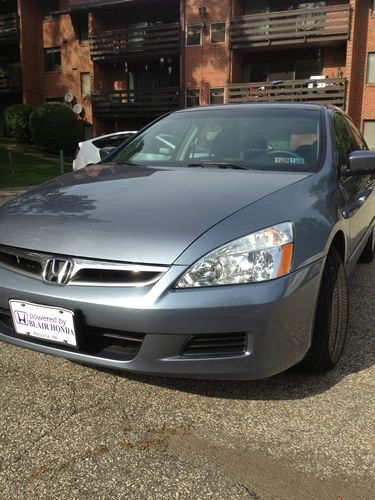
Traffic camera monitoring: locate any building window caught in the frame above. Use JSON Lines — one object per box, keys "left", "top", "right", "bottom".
{"left": 364, "top": 121, "right": 375, "bottom": 150}
{"left": 81, "top": 72, "right": 91, "bottom": 97}
{"left": 44, "top": 47, "right": 61, "bottom": 72}
{"left": 42, "top": 0, "right": 60, "bottom": 19}
{"left": 186, "top": 25, "right": 201, "bottom": 46}
{"left": 367, "top": 53, "right": 375, "bottom": 83}
{"left": 186, "top": 89, "right": 200, "bottom": 107}
{"left": 211, "top": 22, "right": 226, "bottom": 44}
{"left": 210, "top": 88, "right": 225, "bottom": 104}
{"left": 77, "top": 15, "right": 89, "bottom": 44}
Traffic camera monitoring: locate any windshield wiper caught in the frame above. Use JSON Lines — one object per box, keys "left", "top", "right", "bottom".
{"left": 187, "top": 162, "right": 252, "bottom": 171}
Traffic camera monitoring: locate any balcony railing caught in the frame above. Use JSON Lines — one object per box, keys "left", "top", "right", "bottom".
{"left": 0, "top": 67, "right": 21, "bottom": 93}
{"left": 230, "top": 5, "right": 350, "bottom": 51}
{"left": 228, "top": 78, "right": 347, "bottom": 108}
{"left": 0, "top": 13, "right": 19, "bottom": 43}
{"left": 90, "top": 22, "right": 180, "bottom": 61}
{"left": 92, "top": 87, "right": 180, "bottom": 117}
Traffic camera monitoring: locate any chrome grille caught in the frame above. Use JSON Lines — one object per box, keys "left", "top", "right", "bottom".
{"left": 0, "top": 244, "right": 168, "bottom": 287}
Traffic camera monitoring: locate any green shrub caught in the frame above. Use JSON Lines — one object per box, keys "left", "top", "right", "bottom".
{"left": 30, "top": 102, "right": 80, "bottom": 152}
{"left": 3, "top": 104, "right": 33, "bottom": 143}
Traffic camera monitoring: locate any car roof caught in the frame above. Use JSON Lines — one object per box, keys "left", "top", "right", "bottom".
{"left": 174, "top": 103, "right": 340, "bottom": 114}
{"left": 91, "top": 131, "right": 137, "bottom": 141}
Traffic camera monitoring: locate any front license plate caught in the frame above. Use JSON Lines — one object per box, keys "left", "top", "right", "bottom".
{"left": 9, "top": 300, "right": 77, "bottom": 347}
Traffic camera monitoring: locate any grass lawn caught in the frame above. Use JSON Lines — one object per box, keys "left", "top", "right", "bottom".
{"left": 0, "top": 137, "right": 74, "bottom": 163}
{"left": 0, "top": 148, "right": 67, "bottom": 188}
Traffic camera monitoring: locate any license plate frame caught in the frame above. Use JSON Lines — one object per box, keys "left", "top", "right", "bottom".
{"left": 9, "top": 300, "right": 79, "bottom": 348}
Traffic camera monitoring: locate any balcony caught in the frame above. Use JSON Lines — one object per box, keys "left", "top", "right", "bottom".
{"left": 228, "top": 78, "right": 347, "bottom": 108}
{"left": 0, "top": 13, "right": 19, "bottom": 43}
{"left": 0, "top": 67, "right": 21, "bottom": 94}
{"left": 92, "top": 87, "right": 180, "bottom": 117}
{"left": 230, "top": 5, "right": 351, "bottom": 51}
{"left": 90, "top": 22, "right": 180, "bottom": 61}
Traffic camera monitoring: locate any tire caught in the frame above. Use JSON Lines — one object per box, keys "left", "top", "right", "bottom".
{"left": 358, "top": 227, "right": 375, "bottom": 263}
{"left": 298, "top": 247, "right": 349, "bottom": 372}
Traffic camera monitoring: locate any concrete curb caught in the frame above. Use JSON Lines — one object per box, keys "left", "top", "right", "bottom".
{"left": 0, "top": 187, "right": 31, "bottom": 197}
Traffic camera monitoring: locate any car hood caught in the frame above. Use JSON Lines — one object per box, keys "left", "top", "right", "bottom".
{"left": 0, "top": 164, "right": 310, "bottom": 265}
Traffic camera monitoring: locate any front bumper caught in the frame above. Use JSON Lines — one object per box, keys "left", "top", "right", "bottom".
{"left": 0, "top": 260, "right": 324, "bottom": 379}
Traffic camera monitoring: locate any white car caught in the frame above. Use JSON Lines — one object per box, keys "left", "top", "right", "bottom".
{"left": 72, "top": 131, "right": 137, "bottom": 171}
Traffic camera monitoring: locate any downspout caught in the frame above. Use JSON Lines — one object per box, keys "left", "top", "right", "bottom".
{"left": 180, "top": 0, "right": 186, "bottom": 108}
{"left": 227, "top": 0, "right": 233, "bottom": 102}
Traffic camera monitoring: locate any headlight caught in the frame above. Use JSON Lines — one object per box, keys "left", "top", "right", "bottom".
{"left": 175, "top": 222, "right": 294, "bottom": 288}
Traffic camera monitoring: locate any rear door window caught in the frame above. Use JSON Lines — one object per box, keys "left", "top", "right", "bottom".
{"left": 93, "top": 134, "right": 134, "bottom": 149}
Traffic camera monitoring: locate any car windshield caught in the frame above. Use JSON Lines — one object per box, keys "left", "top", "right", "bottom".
{"left": 112, "top": 107, "right": 322, "bottom": 172}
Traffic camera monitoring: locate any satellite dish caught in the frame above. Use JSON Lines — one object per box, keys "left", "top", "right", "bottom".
{"left": 73, "top": 104, "right": 83, "bottom": 115}
{"left": 64, "top": 92, "right": 75, "bottom": 103}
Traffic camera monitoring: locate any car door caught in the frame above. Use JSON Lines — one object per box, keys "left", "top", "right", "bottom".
{"left": 332, "top": 112, "right": 374, "bottom": 257}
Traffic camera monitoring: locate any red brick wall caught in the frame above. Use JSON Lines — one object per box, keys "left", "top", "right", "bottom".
{"left": 184, "top": 0, "right": 230, "bottom": 105}
{"left": 345, "top": 0, "right": 363, "bottom": 127}
{"left": 361, "top": 2, "right": 375, "bottom": 132}
{"left": 345, "top": 0, "right": 375, "bottom": 131}
{"left": 42, "top": 11, "right": 93, "bottom": 124}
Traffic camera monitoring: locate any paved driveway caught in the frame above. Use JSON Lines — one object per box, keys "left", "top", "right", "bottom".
{"left": 0, "top": 191, "right": 374, "bottom": 499}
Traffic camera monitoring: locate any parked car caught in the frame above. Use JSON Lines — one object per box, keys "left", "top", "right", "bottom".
{"left": 72, "top": 131, "right": 137, "bottom": 170}
{"left": 0, "top": 104, "right": 374, "bottom": 380}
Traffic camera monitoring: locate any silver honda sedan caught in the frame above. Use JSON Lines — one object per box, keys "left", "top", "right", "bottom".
{"left": 0, "top": 104, "right": 374, "bottom": 379}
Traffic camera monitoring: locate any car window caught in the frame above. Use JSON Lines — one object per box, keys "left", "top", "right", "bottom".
{"left": 332, "top": 113, "right": 356, "bottom": 166}
{"left": 93, "top": 134, "right": 134, "bottom": 149}
{"left": 112, "top": 108, "right": 323, "bottom": 172}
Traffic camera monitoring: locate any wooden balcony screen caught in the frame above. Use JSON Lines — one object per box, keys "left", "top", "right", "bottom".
{"left": 92, "top": 87, "right": 180, "bottom": 117}
{"left": 228, "top": 78, "right": 347, "bottom": 108}
{"left": 0, "top": 13, "right": 19, "bottom": 42}
{"left": 0, "top": 67, "right": 21, "bottom": 93}
{"left": 230, "top": 5, "right": 351, "bottom": 50}
{"left": 90, "top": 23, "right": 180, "bottom": 61}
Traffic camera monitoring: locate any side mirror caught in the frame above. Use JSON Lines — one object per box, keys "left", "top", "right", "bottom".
{"left": 344, "top": 151, "right": 375, "bottom": 176}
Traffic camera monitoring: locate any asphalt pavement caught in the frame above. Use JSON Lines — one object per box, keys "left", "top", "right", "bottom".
{"left": 0, "top": 190, "right": 374, "bottom": 499}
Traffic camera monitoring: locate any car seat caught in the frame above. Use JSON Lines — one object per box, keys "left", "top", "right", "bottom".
{"left": 243, "top": 135, "right": 268, "bottom": 162}
{"left": 209, "top": 129, "right": 241, "bottom": 161}
{"left": 294, "top": 141, "right": 318, "bottom": 167}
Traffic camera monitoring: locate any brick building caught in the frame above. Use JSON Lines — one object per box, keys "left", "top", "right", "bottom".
{"left": 1, "top": 0, "right": 375, "bottom": 148}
